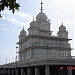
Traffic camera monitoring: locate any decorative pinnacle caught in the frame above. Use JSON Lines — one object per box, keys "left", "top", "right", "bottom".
{"left": 23, "top": 25, "right": 24, "bottom": 30}
{"left": 61, "top": 21, "right": 63, "bottom": 26}
{"left": 33, "top": 16, "right": 34, "bottom": 21}
{"left": 40, "top": 1, "right": 43, "bottom": 12}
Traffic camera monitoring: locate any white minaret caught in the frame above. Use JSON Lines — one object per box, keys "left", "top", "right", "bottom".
{"left": 57, "top": 22, "right": 68, "bottom": 38}
{"left": 28, "top": 17, "right": 39, "bottom": 35}
{"left": 19, "top": 26, "right": 26, "bottom": 41}
{"left": 18, "top": 26, "right": 26, "bottom": 60}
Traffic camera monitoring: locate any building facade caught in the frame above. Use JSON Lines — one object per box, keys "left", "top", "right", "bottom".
{"left": 18, "top": 7, "right": 71, "bottom": 62}
{"left": 0, "top": 1, "right": 75, "bottom": 75}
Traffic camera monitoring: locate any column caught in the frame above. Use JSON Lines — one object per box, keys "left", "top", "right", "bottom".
{"left": 21, "top": 68, "right": 25, "bottom": 75}
{"left": 5, "top": 69, "right": 7, "bottom": 75}
{"left": 3, "top": 69, "right": 5, "bottom": 75}
{"left": 11, "top": 69, "right": 14, "bottom": 75}
{"left": 35, "top": 66, "right": 40, "bottom": 75}
{"left": 4, "top": 69, "right": 5, "bottom": 75}
{"left": 2, "top": 69, "right": 4, "bottom": 75}
{"left": 15, "top": 68, "right": 18, "bottom": 75}
{"left": 0, "top": 69, "right": 1, "bottom": 75}
{"left": 45, "top": 65, "right": 50, "bottom": 75}
{"left": 27, "top": 67, "right": 31, "bottom": 75}
{"left": 2, "top": 68, "right": 4, "bottom": 75}
{"left": 24, "top": 68, "right": 25, "bottom": 75}
{"left": 67, "top": 66, "right": 72, "bottom": 75}
{"left": 8, "top": 69, "right": 10, "bottom": 75}
{"left": 67, "top": 70, "right": 72, "bottom": 75}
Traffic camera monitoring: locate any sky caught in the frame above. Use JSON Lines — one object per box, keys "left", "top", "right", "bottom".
{"left": 0, "top": 0, "right": 74, "bottom": 64}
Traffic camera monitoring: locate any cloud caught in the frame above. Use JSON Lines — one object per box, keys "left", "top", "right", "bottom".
{"left": 0, "top": 10, "right": 33, "bottom": 32}
{"left": 7, "top": 18, "right": 19, "bottom": 23}
{"left": 1, "top": 10, "right": 33, "bottom": 26}
{"left": 43, "top": 0, "right": 73, "bottom": 9}
{"left": 15, "top": 12, "right": 33, "bottom": 21}
{"left": 0, "top": 28, "right": 19, "bottom": 32}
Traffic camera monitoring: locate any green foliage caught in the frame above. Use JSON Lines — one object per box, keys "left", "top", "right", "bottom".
{"left": 0, "top": 0, "right": 20, "bottom": 18}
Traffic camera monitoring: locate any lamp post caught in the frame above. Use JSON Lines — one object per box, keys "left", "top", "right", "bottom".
{"left": 15, "top": 46, "right": 18, "bottom": 75}
{"left": 16, "top": 46, "right": 18, "bottom": 62}
{"left": 5, "top": 57, "right": 7, "bottom": 64}
{"left": 0, "top": 57, "right": 1, "bottom": 65}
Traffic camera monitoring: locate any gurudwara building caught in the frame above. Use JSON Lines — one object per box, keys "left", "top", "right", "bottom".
{"left": 0, "top": 1, "right": 75, "bottom": 75}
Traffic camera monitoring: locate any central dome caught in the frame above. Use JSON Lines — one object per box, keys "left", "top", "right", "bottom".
{"left": 36, "top": 12, "right": 48, "bottom": 22}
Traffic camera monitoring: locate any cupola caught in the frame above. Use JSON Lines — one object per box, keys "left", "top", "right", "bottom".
{"left": 36, "top": 1, "right": 48, "bottom": 22}
{"left": 59, "top": 22, "right": 66, "bottom": 31}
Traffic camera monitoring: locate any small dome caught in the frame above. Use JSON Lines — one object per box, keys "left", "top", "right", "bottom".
{"left": 30, "top": 21, "right": 37, "bottom": 27}
{"left": 36, "top": 12, "right": 48, "bottom": 22}
{"left": 20, "top": 29, "right": 26, "bottom": 35}
{"left": 59, "top": 25, "right": 66, "bottom": 31}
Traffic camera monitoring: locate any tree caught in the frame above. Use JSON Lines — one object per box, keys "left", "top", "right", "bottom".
{"left": 0, "top": 0, "right": 20, "bottom": 18}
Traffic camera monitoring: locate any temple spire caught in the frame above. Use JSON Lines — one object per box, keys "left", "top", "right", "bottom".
{"left": 23, "top": 25, "right": 24, "bottom": 30}
{"left": 33, "top": 16, "right": 34, "bottom": 21}
{"left": 40, "top": 1, "right": 43, "bottom": 12}
{"left": 61, "top": 21, "right": 63, "bottom": 26}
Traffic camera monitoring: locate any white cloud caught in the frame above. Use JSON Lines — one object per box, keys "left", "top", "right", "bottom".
{"left": 0, "top": 10, "right": 33, "bottom": 32}
{"left": 15, "top": 12, "right": 33, "bottom": 21}
{"left": 43, "top": 0, "right": 73, "bottom": 9}
{"left": 1, "top": 28, "right": 19, "bottom": 32}
{"left": 1, "top": 10, "right": 33, "bottom": 26}
{"left": 7, "top": 18, "right": 19, "bottom": 23}
{"left": 7, "top": 18, "right": 30, "bottom": 27}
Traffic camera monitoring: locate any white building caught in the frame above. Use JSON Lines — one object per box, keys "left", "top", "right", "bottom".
{"left": 0, "top": 2, "right": 74, "bottom": 75}
{"left": 17, "top": 2, "right": 71, "bottom": 61}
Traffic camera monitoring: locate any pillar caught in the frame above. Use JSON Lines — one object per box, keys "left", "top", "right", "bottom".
{"left": 2, "top": 68, "right": 4, "bottom": 75}
{"left": 67, "top": 70, "right": 72, "bottom": 75}
{"left": 27, "top": 67, "right": 31, "bottom": 75}
{"left": 23, "top": 68, "right": 25, "bottom": 75}
{"left": 45, "top": 65, "right": 50, "bottom": 75}
{"left": 3, "top": 69, "right": 5, "bottom": 75}
{"left": 35, "top": 66, "right": 40, "bottom": 75}
{"left": 8, "top": 69, "right": 10, "bottom": 75}
{"left": 0, "top": 69, "right": 1, "bottom": 75}
{"left": 5, "top": 69, "right": 7, "bottom": 75}
{"left": 21, "top": 68, "right": 25, "bottom": 75}
{"left": 11, "top": 69, "right": 14, "bottom": 75}
{"left": 21, "top": 68, "right": 23, "bottom": 75}
{"left": 67, "top": 66, "right": 72, "bottom": 75}
{"left": 15, "top": 68, "right": 18, "bottom": 75}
